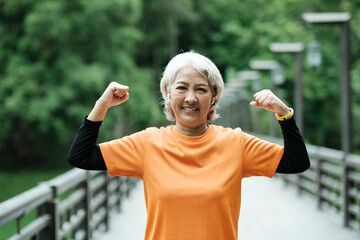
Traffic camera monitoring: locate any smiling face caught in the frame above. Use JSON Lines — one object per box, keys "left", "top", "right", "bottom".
{"left": 169, "top": 66, "right": 213, "bottom": 133}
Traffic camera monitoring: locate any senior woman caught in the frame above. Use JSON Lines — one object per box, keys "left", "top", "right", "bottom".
{"left": 67, "top": 51, "right": 310, "bottom": 240}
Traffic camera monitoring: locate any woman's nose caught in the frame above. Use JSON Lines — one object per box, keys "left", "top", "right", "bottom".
{"left": 185, "top": 91, "right": 197, "bottom": 103}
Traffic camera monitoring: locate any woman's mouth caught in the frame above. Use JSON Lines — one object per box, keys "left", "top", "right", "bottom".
{"left": 182, "top": 107, "right": 199, "bottom": 113}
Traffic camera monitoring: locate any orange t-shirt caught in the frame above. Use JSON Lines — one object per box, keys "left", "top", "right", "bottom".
{"left": 100, "top": 125, "right": 283, "bottom": 240}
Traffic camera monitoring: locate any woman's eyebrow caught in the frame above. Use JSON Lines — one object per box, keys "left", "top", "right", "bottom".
{"left": 174, "top": 81, "right": 209, "bottom": 87}
{"left": 196, "top": 83, "right": 210, "bottom": 87}
{"left": 174, "top": 81, "right": 189, "bottom": 85}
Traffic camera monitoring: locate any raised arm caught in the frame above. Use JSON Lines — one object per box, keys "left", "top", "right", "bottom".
{"left": 67, "top": 82, "right": 129, "bottom": 170}
{"left": 250, "top": 89, "right": 310, "bottom": 173}
{"left": 88, "top": 82, "right": 130, "bottom": 121}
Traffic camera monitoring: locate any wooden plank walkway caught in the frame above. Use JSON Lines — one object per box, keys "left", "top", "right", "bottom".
{"left": 101, "top": 177, "right": 360, "bottom": 240}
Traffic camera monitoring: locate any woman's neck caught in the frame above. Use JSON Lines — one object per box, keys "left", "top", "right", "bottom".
{"left": 175, "top": 122, "right": 208, "bottom": 136}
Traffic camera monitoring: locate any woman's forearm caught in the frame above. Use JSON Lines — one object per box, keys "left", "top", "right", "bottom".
{"left": 276, "top": 117, "right": 310, "bottom": 173}
{"left": 67, "top": 117, "right": 107, "bottom": 170}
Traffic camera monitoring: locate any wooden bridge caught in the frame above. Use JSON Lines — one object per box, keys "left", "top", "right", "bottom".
{"left": 1, "top": 128, "right": 360, "bottom": 240}
{"left": 0, "top": 169, "right": 138, "bottom": 240}
{"left": 1, "top": 82, "right": 360, "bottom": 239}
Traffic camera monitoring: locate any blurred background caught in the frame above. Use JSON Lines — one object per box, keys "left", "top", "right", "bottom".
{"left": 0, "top": 0, "right": 359, "bottom": 204}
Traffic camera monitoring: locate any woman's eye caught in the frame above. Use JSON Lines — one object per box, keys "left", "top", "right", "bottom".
{"left": 176, "top": 86, "right": 186, "bottom": 90}
{"left": 197, "top": 88, "right": 207, "bottom": 92}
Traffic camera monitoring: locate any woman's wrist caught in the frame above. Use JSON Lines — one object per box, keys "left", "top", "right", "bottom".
{"left": 87, "top": 101, "right": 109, "bottom": 122}
{"left": 275, "top": 108, "right": 294, "bottom": 121}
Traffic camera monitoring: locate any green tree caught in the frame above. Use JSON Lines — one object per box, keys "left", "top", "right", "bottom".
{"left": 1, "top": 0, "right": 360, "bottom": 170}
{"left": 171, "top": 0, "right": 360, "bottom": 152}
{"left": 0, "top": 0, "right": 161, "bottom": 169}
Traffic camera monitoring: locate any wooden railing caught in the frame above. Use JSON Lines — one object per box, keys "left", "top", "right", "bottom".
{"left": 218, "top": 81, "right": 360, "bottom": 231}
{"left": 256, "top": 134, "right": 360, "bottom": 231}
{"left": 0, "top": 169, "right": 138, "bottom": 239}
{"left": 1, "top": 81, "right": 359, "bottom": 238}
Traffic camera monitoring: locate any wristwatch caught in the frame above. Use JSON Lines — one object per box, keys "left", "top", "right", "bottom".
{"left": 275, "top": 108, "right": 294, "bottom": 121}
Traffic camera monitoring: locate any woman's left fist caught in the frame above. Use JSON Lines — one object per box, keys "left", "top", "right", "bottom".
{"left": 250, "top": 89, "right": 291, "bottom": 116}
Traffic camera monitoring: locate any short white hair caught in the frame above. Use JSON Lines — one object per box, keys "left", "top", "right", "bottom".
{"left": 160, "top": 51, "right": 224, "bottom": 121}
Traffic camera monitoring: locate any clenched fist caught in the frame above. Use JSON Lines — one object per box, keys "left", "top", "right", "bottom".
{"left": 87, "top": 82, "right": 130, "bottom": 122}
{"left": 98, "top": 82, "right": 130, "bottom": 109}
{"left": 250, "top": 89, "right": 291, "bottom": 116}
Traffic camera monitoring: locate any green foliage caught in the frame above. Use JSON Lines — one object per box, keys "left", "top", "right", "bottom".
{"left": 171, "top": 0, "right": 360, "bottom": 152}
{"left": 0, "top": 0, "right": 160, "bottom": 168}
{"left": 1, "top": 0, "right": 360, "bottom": 168}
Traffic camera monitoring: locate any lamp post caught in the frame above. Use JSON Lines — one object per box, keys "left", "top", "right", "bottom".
{"left": 221, "top": 81, "right": 247, "bottom": 128}
{"left": 250, "top": 60, "right": 283, "bottom": 137}
{"left": 302, "top": 12, "right": 352, "bottom": 155}
{"left": 302, "top": 12, "right": 352, "bottom": 228}
{"left": 269, "top": 43, "right": 305, "bottom": 135}
{"left": 237, "top": 71, "right": 261, "bottom": 133}
{"left": 250, "top": 60, "right": 279, "bottom": 90}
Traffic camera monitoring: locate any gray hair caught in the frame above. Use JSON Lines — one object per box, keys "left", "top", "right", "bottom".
{"left": 160, "top": 51, "right": 224, "bottom": 122}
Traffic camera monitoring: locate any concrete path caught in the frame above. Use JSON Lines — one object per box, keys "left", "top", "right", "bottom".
{"left": 101, "top": 177, "right": 360, "bottom": 240}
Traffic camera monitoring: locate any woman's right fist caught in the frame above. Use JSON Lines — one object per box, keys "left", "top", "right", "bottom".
{"left": 98, "top": 82, "right": 130, "bottom": 109}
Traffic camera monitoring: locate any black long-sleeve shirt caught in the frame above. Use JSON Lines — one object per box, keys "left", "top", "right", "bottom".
{"left": 67, "top": 116, "right": 310, "bottom": 173}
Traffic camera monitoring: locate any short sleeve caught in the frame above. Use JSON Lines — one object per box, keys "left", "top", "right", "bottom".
{"left": 241, "top": 132, "right": 284, "bottom": 178}
{"left": 99, "top": 130, "right": 148, "bottom": 179}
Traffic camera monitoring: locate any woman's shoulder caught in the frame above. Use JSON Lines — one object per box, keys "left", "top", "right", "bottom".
{"left": 142, "top": 125, "right": 174, "bottom": 136}
{"left": 209, "top": 125, "right": 245, "bottom": 142}
{"left": 210, "top": 124, "right": 243, "bottom": 134}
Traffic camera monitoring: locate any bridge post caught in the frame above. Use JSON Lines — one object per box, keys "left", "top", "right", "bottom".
{"left": 315, "top": 157, "right": 322, "bottom": 209}
{"left": 116, "top": 177, "right": 124, "bottom": 212}
{"left": 104, "top": 172, "right": 111, "bottom": 231}
{"left": 119, "top": 177, "right": 128, "bottom": 211}
{"left": 83, "top": 171, "right": 92, "bottom": 239}
{"left": 341, "top": 160, "right": 349, "bottom": 227}
{"left": 37, "top": 185, "right": 60, "bottom": 240}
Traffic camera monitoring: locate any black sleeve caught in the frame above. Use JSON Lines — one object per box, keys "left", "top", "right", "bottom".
{"left": 67, "top": 117, "right": 107, "bottom": 170}
{"left": 275, "top": 117, "right": 310, "bottom": 174}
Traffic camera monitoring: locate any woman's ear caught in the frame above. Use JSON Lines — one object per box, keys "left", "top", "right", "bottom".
{"left": 164, "top": 86, "right": 170, "bottom": 101}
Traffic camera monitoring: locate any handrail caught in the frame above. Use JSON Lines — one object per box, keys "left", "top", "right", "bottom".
{"left": 0, "top": 169, "right": 138, "bottom": 239}
{"left": 0, "top": 184, "right": 52, "bottom": 227}
{"left": 246, "top": 132, "right": 360, "bottom": 231}
{"left": 1, "top": 85, "right": 359, "bottom": 237}
{"left": 216, "top": 84, "right": 360, "bottom": 232}
{"left": 46, "top": 168, "right": 87, "bottom": 195}
{"left": 347, "top": 154, "right": 360, "bottom": 168}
